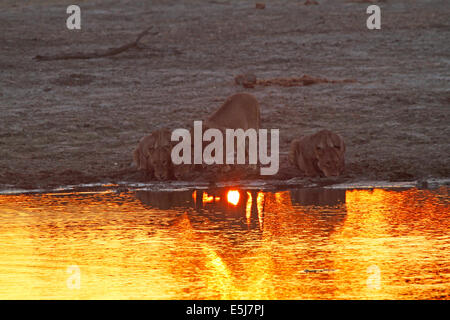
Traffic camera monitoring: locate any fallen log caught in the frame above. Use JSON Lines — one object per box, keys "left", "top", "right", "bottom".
{"left": 235, "top": 74, "right": 356, "bottom": 88}
{"left": 256, "top": 75, "right": 356, "bottom": 87}
{"left": 34, "top": 27, "right": 153, "bottom": 61}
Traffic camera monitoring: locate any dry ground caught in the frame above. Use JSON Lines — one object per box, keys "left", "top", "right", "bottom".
{"left": 0, "top": 0, "right": 449, "bottom": 189}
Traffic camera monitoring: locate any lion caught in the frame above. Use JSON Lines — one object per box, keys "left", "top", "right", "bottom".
{"left": 133, "top": 128, "right": 173, "bottom": 180}
{"left": 289, "top": 129, "right": 345, "bottom": 177}
{"left": 205, "top": 92, "right": 260, "bottom": 131}
{"left": 173, "top": 93, "right": 261, "bottom": 180}
{"left": 202, "top": 92, "right": 261, "bottom": 175}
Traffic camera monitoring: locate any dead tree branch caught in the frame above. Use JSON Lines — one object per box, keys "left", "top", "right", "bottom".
{"left": 34, "top": 27, "right": 153, "bottom": 61}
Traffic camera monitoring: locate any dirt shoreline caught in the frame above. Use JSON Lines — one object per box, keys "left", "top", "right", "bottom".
{"left": 0, "top": 0, "right": 449, "bottom": 190}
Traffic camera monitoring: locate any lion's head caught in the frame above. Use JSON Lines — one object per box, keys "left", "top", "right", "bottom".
{"left": 290, "top": 130, "right": 345, "bottom": 177}
{"left": 312, "top": 130, "right": 345, "bottom": 177}
{"left": 134, "top": 129, "right": 174, "bottom": 180}
{"left": 148, "top": 146, "right": 172, "bottom": 180}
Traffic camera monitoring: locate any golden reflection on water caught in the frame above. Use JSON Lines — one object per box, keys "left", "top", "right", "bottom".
{"left": 0, "top": 187, "right": 448, "bottom": 299}
{"left": 227, "top": 190, "right": 240, "bottom": 206}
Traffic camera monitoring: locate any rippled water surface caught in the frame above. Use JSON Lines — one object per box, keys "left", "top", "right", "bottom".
{"left": 0, "top": 186, "right": 448, "bottom": 299}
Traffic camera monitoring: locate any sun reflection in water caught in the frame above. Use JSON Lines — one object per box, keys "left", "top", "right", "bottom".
{"left": 227, "top": 190, "right": 240, "bottom": 206}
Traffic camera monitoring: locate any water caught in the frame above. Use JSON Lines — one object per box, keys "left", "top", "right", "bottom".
{"left": 0, "top": 186, "right": 448, "bottom": 299}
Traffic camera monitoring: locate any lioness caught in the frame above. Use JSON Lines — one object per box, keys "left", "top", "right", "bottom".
{"left": 173, "top": 93, "right": 261, "bottom": 180}
{"left": 289, "top": 130, "right": 345, "bottom": 177}
{"left": 205, "top": 92, "right": 260, "bottom": 131}
{"left": 202, "top": 92, "right": 261, "bottom": 174}
{"left": 133, "top": 128, "right": 173, "bottom": 180}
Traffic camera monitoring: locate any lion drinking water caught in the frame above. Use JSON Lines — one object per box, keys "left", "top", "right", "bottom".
{"left": 289, "top": 130, "right": 346, "bottom": 177}
{"left": 133, "top": 128, "right": 173, "bottom": 180}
